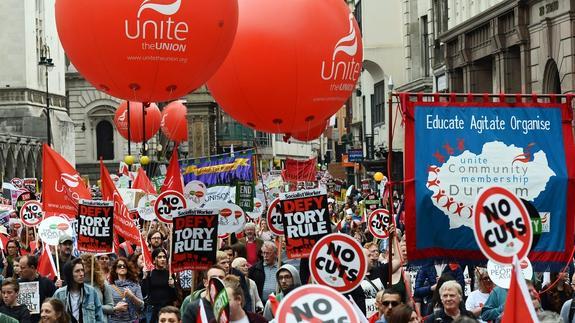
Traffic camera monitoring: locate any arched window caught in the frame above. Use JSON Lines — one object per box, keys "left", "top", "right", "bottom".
{"left": 96, "top": 120, "right": 115, "bottom": 160}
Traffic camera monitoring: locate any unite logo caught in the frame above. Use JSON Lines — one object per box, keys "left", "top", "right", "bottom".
{"left": 55, "top": 173, "right": 82, "bottom": 200}
{"left": 124, "top": 0, "right": 189, "bottom": 52}
{"left": 321, "top": 14, "right": 362, "bottom": 87}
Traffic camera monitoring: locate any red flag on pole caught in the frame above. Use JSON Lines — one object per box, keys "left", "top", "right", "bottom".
{"left": 160, "top": 148, "right": 184, "bottom": 194}
{"left": 42, "top": 144, "right": 91, "bottom": 218}
{"left": 501, "top": 256, "right": 539, "bottom": 323}
{"left": 100, "top": 160, "right": 141, "bottom": 245}
{"left": 140, "top": 234, "right": 154, "bottom": 272}
{"left": 37, "top": 243, "right": 58, "bottom": 281}
{"left": 133, "top": 167, "right": 157, "bottom": 194}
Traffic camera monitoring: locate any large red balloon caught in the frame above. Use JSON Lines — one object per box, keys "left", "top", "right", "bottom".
{"left": 114, "top": 101, "right": 162, "bottom": 142}
{"left": 207, "top": 0, "right": 362, "bottom": 133}
{"left": 291, "top": 121, "right": 328, "bottom": 142}
{"left": 161, "top": 101, "right": 188, "bottom": 142}
{"left": 56, "top": 0, "right": 238, "bottom": 102}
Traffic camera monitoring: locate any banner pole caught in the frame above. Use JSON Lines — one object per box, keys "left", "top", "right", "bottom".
{"left": 25, "top": 227, "right": 28, "bottom": 249}
{"left": 387, "top": 91, "right": 394, "bottom": 287}
{"left": 55, "top": 246, "right": 61, "bottom": 281}
{"left": 277, "top": 236, "right": 282, "bottom": 269}
{"left": 91, "top": 255, "right": 95, "bottom": 288}
{"left": 168, "top": 223, "right": 173, "bottom": 276}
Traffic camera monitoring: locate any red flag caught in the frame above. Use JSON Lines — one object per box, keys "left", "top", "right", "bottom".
{"left": 268, "top": 294, "right": 279, "bottom": 317}
{"left": 42, "top": 144, "right": 91, "bottom": 218}
{"left": 140, "top": 234, "right": 154, "bottom": 272}
{"left": 281, "top": 157, "right": 317, "bottom": 182}
{"left": 100, "top": 160, "right": 140, "bottom": 245}
{"left": 501, "top": 256, "right": 539, "bottom": 323}
{"left": 160, "top": 149, "right": 184, "bottom": 194}
{"left": 133, "top": 167, "right": 157, "bottom": 194}
{"left": 37, "top": 243, "right": 58, "bottom": 280}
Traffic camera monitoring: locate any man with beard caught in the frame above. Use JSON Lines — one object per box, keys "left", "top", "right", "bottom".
{"left": 262, "top": 264, "right": 302, "bottom": 321}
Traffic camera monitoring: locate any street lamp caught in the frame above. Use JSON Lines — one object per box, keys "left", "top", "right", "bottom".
{"left": 38, "top": 44, "right": 55, "bottom": 146}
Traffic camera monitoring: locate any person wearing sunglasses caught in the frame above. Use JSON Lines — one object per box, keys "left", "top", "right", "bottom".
{"left": 108, "top": 257, "right": 144, "bottom": 323}
{"left": 374, "top": 288, "right": 403, "bottom": 323}
{"left": 465, "top": 268, "right": 493, "bottom": 322}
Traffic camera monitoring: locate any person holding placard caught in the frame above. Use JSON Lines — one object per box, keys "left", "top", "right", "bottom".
{"left": 54, "top": 235, "right": 75, "bottom": 287}
{"left": 0, "top": 278, "right": 31, "bottom": 323}
{"left": 141, "top": 249, "right": 176, "bottom": 323}
{"left": 18, "top": 255, "right": 57, "bottom": 323}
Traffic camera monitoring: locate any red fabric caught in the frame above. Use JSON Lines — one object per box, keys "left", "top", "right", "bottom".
{"left": 161, "top": 149, "right": 184, "bottom": 194}
{"left": 0, "top": 234, "right": 8, "bottom": 250}
{"left": 100, "top": 160, "right": 140, "bottom": 245}
{"left": 281, "top": 157, "right": 317, "bottom": 182}
{"left": 133, "top": 167, "right": 157, "bottom": 194}
{"left": 501, "top": 257, "right": 538, "bottom": 323}
{"left": 368, "top": 313, "right": 380, "bottom": 323}
{"left": 42, "top": 144, "right": 91, "bottom": 218}
{"left": 268, "top": 294, "right": 279, "bottom": 317}
{"left": 37, "top": 243, "right": 58, "bottom": 280}
{"left": 140, "top": 234, "right": 154, "bottom": 272}
{"left": 246, "top": 241, "right": 258, "bottom": 265}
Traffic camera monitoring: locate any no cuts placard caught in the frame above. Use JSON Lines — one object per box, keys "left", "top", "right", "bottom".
{"left": 154, "top": 190, "right": 187, "bottom": 223}
{"left": 367, "top": 209, "right": 394, "bottom": 239}
{"left": 171, "top": 208, "right": 218, "bottom": 272}
{"left": 266, "top": 198, "right": 283, "bottom": 235}
{"left": 309, "top": 233, "right": 367, "bottom": 293}
{"left": 280, "top": 189, "right": 332, "bottom": 259}
{"left": 77, "top": 200, "right": 114, "bottom": 253}
{"left": 20, "top": 200, "right": 43, "bottom": 227}
{"left": 473, "top": 186, "right": 533, "bottom": 264}
{"left": 276, "top": 284, "right": 360, "bottom": 323}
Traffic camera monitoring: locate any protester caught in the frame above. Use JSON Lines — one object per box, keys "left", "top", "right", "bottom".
{"left": 249, "top": 241, "right": 278, "bottom": 301}
{"left": 20, "top": 228, "right": 37, "bottom": 256}
{"left": 424, "top": 273, "right": 456, "bottom": 316}
{"left": 11, "top": 256, "right": 21, "bottom": 280}
{"left": 97, "top": 254, "right": 112, "bottom": 280}
{"left": 263, "top": 264, "right": 302, "bottom": 320}
{"left": 368, "top": 290, "right": 385, "bottom": 323}
{"left": 18, "top": 254, "right": 57, "bottom": 322}
{"left": 415, "top": 261, "right": 465, "bottom": 316}
{"left": 80, "top": 253, "right": 114, "bottom": 322}
{"left": 158, "top": 306, "right": 181, "bottom": 323}
{"left": 40, "top": 298, "right": 70, "bottom": 323}
{"left": 215, "top": 251, "right": 231, "bottom": 274}
{"left": 141, "top": 248, "right": 176, "bottom": 323}
{"left": 465, "top": 268, "right": 493, "bottom": 322}
{"left": 232, "top": 257, "right": 263, "bottom": 313}
{"left": 0, "top": 278, "right": 31, "bottom": 322}
{"left": 53, "top": 258, "right": 104, "bottom": 322}
{"left": 54, "top": 235, "right": 75, "bottom": 287}
{"left": 182, "top": 266, "right": 226, "bottom": 322}
{"left": 232, "top": 223, "right": 263, "bottom": 266}
{"left": 389, "top": 304, "right": 420, "bottom": 323}
{"left": 221, "top": 275, "right": 267, "bottom": 323}
{"left": 108, "top": 257, "right": 144, "bottom": 323}
{"left": 541, "top": 271, "right": 572, "bottom": 313}
{"left": 3, "top": 239, "right": 20, "bottom": 278}
{"left": 375, "top": 288, "right": 403, "bottom": 323}
{"left": 147, "top": 230, "right": 165, "bottom": 251}
{"left": 425, "top": 280, "right": 474, "bottom": 323}
{"left": 480, "top": 285, "right": 508, "bottom": 321}
{"left": 257, "top": 219, "right": 274, "bottom": 242}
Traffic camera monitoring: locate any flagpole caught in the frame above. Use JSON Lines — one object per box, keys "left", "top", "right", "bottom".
{"left": 91, "top": 255, "right": 95, "bottom": 288}
{"left": 168, "top": 223, "right": 173, "bottom": 276}
{"left": 55, "top": 246, "right": 60, "bottom": 281}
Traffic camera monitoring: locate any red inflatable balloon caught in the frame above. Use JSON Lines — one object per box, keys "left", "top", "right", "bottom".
{"left": 56, "top": 0, "right": 238, "bottom": 102}
{"left": 291, "top": 120, "right": 328, "bottom": 142}
{"left": 161, "top": 101, "right": 188, "bottom": 142}
{"left": 207, "top": 0, "right": 362, "bottom": 133}
{"left": 114, "top": 101, "right": 162, "bottom": 142}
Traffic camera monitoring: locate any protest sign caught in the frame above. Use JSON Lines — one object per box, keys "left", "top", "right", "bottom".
{"left": 236, "top": 180, "right": 254, "bottom": 212}
{"left": 281, "top": 189, "right": 332, "bottom": 258}
{"left": 473, "top": 186, "right": 532, "bottom": 264}
{"left": 172, "top": 208, "right": 218, "bottom": 272}
{"left": 309, "top": 233, "right": 367, "bottom": 293}
{"left": 266, "top": 198, "right": 283, "bottom": 235}
{"left": 183, "top": 180, "right": 206, "bottom": 207}
{"left": 20, "top": 200, "right": 43, "bottom": 227}
{"left": 16, "top": 191, "right": 36, "bottom": 214}
{"left": 154, "top": 190, "right": 187, "bottom": 223}
{"left": 246, "top": 198, "right": 263, "bottom": 221}
{"left": 23, "top": 178, "right": 38, "bottom": 194}
{"left": 136, "top": 194, "right": 157, "bottom": 221}
{"left": 18, "top": 281, "right": 40, "bottom": 314}
{"left": 203, "top": 200, "right": 246, "bottom": 237}
{"left": 276, "top": 285, "right": 359, "bottom": 323}
{"left": 77, "top": 200, "right": 114, "bottom": 253}
{"left": 487, "top": 258, "right": 533, "bottom": 289}
{"left": 209, "top": 277, "right": 230, "bottom": 323}
{"left": 368, "top": 209, "right": 394, "bottom": 239}
{"left": 364, "top": 193, "right": 381, "bottom": 212}
{"left": 38, "top": 216, "right": 73, "bottom": 246}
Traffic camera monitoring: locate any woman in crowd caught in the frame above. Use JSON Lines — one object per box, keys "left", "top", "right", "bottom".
{"left": 129, "top": 252, "right": 145, "bottom": 280}
{"left": 2, "top": 239, "right": 20, "bottom": 278}
{"left": 424, "top": 280, "right": 474, "bottom": 323}
{"left": 232, "top": 257, "right": 263, "bottom": 313}
{"left": 98, "top": 254, "right": 112, "bottom": 280}
{"left": 540, "top": 271, "right": 573, "bottom": 313}
{"left": 389, "top": 304, "right": 420, "bottom": 323}
{"left": 141, "top": 248, "right": 176, "bottom": 323}
{"left": 108, "top": 257, "right": 144, "bottom": 323}
{"left": 11, "top": 256, "right": 21, "bottom": 280}
{"left": 465, "top": 268, "right": 493, "bottom": 322}
{"left": 19, "top": 228, "right": 37, "bottom": 255}
{"left": 257, "top": 219, "right": 274, "bottom": 242}
{"left": 40, "top": 298, "right": 70, "bottom": 323}
{"left": 81, "top": 253, "right": 115, "bottom": 321}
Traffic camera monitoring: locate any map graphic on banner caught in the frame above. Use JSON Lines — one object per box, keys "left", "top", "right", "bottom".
{"left": 405, "top": 100, "right": 575, "bottom": 269}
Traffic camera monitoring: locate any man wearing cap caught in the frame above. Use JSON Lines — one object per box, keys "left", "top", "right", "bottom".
{"left": 54, "top": 234, "right": 76, "bottom": 287}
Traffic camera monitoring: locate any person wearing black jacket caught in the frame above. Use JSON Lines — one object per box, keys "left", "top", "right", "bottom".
{"left": 0, "top": 278, "right": 31, "bottom": 323}
{"left": 18, "top": 254, "right": 56, "bottom": 323}
{"left": 141, "top": 249, "right": 177, "bottom": 323}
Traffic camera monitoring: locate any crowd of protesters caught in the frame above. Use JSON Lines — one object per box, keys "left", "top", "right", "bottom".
{"left": 0, "top": 187, "right": 571, "bottom": 323}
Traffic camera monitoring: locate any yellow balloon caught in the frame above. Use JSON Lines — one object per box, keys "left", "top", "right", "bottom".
{"left": 124, "top": 155, "right": 135, "bottom": 165}
{"left": 140, "top": 155, "right": 151, "bottom": 166}
{"left": 373, "top": 172, "right": 384, "bottom": 182}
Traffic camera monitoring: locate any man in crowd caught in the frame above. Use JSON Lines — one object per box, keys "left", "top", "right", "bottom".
{"left": 263, "top": 264, "right": 302, "bottom": 320}
{"left": 375, "top": 288, "right": 404, "bottom": 323}
{"left": 148, "top": 230, "right": 165, "bottom": 251}
{"left": 182, "top": 265, "right": 226, "bottom": 322}
{"left": 249, "top": 241, "right": 278, "bottom": 301}
{"left": 159, "top": 306, "right": 181, "bottom": 323}
{"left": 54, "top": 234, "right": 75, "bottom": 287}
{"left": 19, "top": 254, "right": 57, "bottom": 322}
{"left": 233, "top": 223, "right": 263, "bottom": 266}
